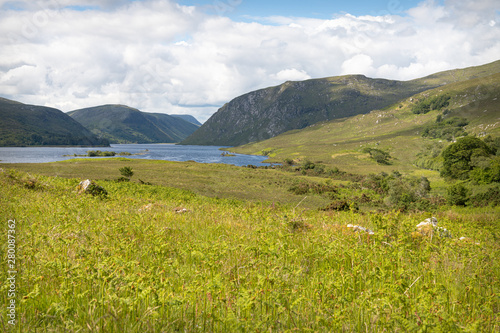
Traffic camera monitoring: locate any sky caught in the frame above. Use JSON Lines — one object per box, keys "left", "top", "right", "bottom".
{"left": 0, "top": 0, "right": 499, "bottom": 122}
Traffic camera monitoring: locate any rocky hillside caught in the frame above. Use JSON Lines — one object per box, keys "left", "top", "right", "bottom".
{"left": 182, "top": 60, "right": 500, "bottom": 146}
{"left": 68, "top": 105, "right": 199, "bottom": 144}
{"left": 0, "top": 98, "right": 109, "bottom": 147}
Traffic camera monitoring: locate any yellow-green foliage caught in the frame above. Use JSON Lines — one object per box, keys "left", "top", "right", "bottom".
{"left": 1, "top": 168, "right": 499, "bottom": 331}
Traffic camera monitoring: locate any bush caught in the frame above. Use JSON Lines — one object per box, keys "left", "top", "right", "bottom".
{"left": 412, "top": 94, "right": 451, "bottom": 114}
{"left": 362, "top": 148, "right": 391, "bottom": 165}
{"left": 446, "top": 183, "right": 468, "bottom": 206}
{"left": 301, "top": 160, "right": 316, "bottom": 170}
{"left": 363, "top": 172, "right": 432, "bottom": 210}
{"left": 321, "top": 200, "right": 354, "bottom": 211}
{"left": 288, "top": 181, "right": 337, "bottom": 195}
{"left": 469, "top": 184, "right": 500, "bottom": 207}
{"left": 422, "top": 117, "right": 468, "bottom": 141}
{"left": 119, "top": 166, "right": 134, "bottom": 179}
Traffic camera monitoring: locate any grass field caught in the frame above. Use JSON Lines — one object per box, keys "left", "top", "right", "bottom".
{"left": 1, "top": 162, "right": 499, "bottom": 332}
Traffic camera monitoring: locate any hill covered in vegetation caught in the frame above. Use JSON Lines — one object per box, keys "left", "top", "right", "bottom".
{"left": 230, "top": 71, "right": 500, "bottom": 174}
{"left": 182, "top": 60, "right": 500, "bottom": 146}
{"left": 0, "top": 98, "right": 109, "bottom": 147}
{"left": 170, "top": 114, "right": 202, "bottom": 126}
{"left": 68, "top": 105, "right": 199, "bottom": 144}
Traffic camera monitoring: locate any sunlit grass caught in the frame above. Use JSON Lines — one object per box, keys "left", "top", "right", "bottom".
{"left": 0, "top": 168, "right": 498, "bottom": 331}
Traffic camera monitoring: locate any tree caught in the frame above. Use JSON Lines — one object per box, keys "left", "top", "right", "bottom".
{"left": 119, "top": 166, "right": 134, "bottom": 180}
{"left": 440, "top": 137, "right": 492, "bottom": 180}
{"left": 447, "top": 183, "right": 468, "bottom": 206}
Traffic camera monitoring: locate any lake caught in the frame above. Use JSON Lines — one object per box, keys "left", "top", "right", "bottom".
{"left": 0, "top": 144, "right": 272, "bottom": 166}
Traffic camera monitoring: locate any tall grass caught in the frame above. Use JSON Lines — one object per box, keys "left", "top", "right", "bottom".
{"left": 1, "top": 169, "right": 499, "bottom": 331}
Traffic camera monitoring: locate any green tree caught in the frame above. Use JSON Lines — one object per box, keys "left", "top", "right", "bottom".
{"left": 119, "top": 166, "right": 134, "bottom": 180}
{"left": 446, "top": 183, "right": 468, "bottom": 206}
{"left": 440, "top": 137, "right": 492, "bottom": 180}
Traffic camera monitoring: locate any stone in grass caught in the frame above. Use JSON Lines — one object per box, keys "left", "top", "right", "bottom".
{"left": 76, "top": 179, "right": 108, "bottom": 197}
{"left": 347, "top": 224, "right": 375, "bottom": 235}
{"left": 174, "top": 207, "right": 189, "bottom": 214}
{"left": 414, "top": 217, "right": 451, "bottom": 238}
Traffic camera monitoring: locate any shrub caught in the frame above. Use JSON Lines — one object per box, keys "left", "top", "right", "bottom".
{"left": 119, "top": 166, "right": 134, "bottom": 179}
{"left": 301, "top": 160, "right": 316, "bottom": 170}
{"left": 412, "top": 94, "right": 451, "bottom": 114}
{"left": 288, "top": 181, "right": 337, "bottom": 195}
{"left": 446, "top": 183, "right": 468, "bottom": 206}
{"left": 322, "top": 200, "right": 357, "bottom": 211}
{"left": 422, "top": 117, "right": 468, "bottom": 141}
{"left": 362, "top": 148, "right": 391, "bottom": 165}
{"left": 469, "top": 184, "right": 500, "bottom": 207}
{"left": 364, "top": 173, "right": 432, "bottom": 210}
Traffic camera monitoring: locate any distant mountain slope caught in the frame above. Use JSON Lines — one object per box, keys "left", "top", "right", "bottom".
{"left": 0, "top": 98, "right": 109, "bottom": 147}
{"left": 68, "top": 105, "right": 199, "bottom": 144}
{"left": 182, "top": 60, "right": 500, "bottom": 146}
{"left": 170, "top": 114, "right": 202, "bottom": 126}
{"left": 229, "top": 71, "right": 500, "bottom": 174}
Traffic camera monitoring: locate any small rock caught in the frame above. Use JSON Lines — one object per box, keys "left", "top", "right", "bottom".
{"left": 174, "top": 207, "right": 188, "bottom": 214}
{"left": 139, "top": 204, "right": 153, "bottom": 212}
{"left": 347, "top": 224, "right": 375, "bottom": 235}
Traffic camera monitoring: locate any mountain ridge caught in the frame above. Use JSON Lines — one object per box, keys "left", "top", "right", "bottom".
{"left": 68, "top": 105, "right": 199, "bottom": 144}
{"left": 181, "top": 60, "right": 500, "bottom": 146}
{"left": 0, "top": 97, "right": 109, "bottom": 147}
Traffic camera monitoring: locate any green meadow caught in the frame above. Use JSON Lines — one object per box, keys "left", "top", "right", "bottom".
{"left": 1, "top": 160, "right": 499, "bottom": 332}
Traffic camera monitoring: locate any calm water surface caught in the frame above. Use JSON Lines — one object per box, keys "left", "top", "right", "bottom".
{"left": 0, "top": 144, "right": 271, "bottom": 166}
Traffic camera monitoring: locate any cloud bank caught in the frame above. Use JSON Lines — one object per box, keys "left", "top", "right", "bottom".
{"left": 1, "top": 0, "right": 499, "bottom": 121}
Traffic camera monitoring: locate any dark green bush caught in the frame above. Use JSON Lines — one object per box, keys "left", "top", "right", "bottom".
{"left": 446, "top": 183, "right": 468, "bottom": 206}
{"left": 288, "top": 181, "right": 337, "bottom": 195}
{"left": 321, "top": 200, "right": 352, "bottom": 211}
{"left": 362, "top": 148, "right": 391, "bottom": 165}
{"left": 412, "top": 94, "right": 451, "bottom": 114}
{"left": 119, "top": 166, "right": 134, "bottom": 179}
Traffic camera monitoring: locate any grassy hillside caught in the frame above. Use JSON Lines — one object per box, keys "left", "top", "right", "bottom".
{"left": 230, "top": 72, "right": 500, "bottom": 176}
{"left": 0, "top": 98, "right": 109, "bottom": 147}
{"left": 170, "top": 114, "right": 202, "bottom": 126}
{"left": 1, "top": 166, "right": 498, "bottom": 332}
{"left": 68, "top": 105, "right": 199, "bottom": 144}
{"left": 182, "top": 60, "right": 500, "bottom": 146}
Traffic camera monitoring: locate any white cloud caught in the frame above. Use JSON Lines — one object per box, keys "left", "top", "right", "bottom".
{"left": 0, "top": 0, "right": 499, "bottom": 122}
{"left": 341, "top": 54, "right": 375, "bottom": 76}
{"left": 272, "top": 68, "right": 311, "bottom": 82}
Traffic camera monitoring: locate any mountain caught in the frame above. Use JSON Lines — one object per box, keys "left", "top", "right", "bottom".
{"left": 170, "top": 114, "right": 202, "bottom": 126}
{"left": 68, "top": 105, "right": 199, "bottom": 144}
{"left": 0, "top": 98, "right": 109, "bottom": 147}
{"left": 181, "top": 60, "right": 500, "bottom": 146}
{"left": 229, "top": 71, "right": 500, "bottom": 174}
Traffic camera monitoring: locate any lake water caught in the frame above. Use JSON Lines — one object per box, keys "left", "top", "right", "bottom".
{"left": 0, "top": 144, "right": 271, "bottom": 166}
